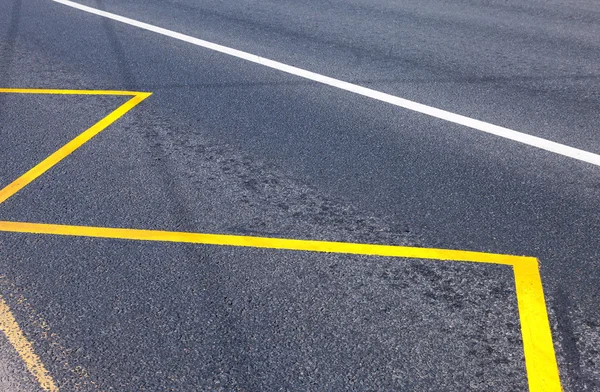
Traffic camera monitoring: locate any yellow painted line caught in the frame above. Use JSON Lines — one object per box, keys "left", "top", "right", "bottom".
{"left": 0, "top": 295, "right": 58, "bottom": 391}
{"left": 0, "top": 88, "right": 152, "bottom": 392}
{"left": 0, "top": 87, "right": 561, "bottom": 391}
{"left": 0, "top": 91, "right": 151, "bottom": 205}
{"left": 0, "top": 221, "right": 563, "bottom": 391}
{"left": 0, "top": 88, "right": 144, "bottom": 95}
{"left": 514, "top": 260, "right": 562, "bottom": 392}
{"left": 0, "top": 221, "right": 522, "bottom": 264}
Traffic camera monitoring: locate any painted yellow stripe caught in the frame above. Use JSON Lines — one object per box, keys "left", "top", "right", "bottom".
{"left": 0, "top": 87, "right": 561, "bottom": 391}
{"left": 0, "top": 296, "right": 58, "bottom": 391}
{"left": 514, "top": 260, "right": 562, "bottom": 392}
{"left": 0, "top": 221, "right": 524, "bottom": 265}
{"left": 0, "top": 221, "right": 563, "bottom": 391}
{"left": 0, "top": 88, "right": 145, "bottom": 95}
{"left": 0, "top": 92, "right": 151, "bottom": 205}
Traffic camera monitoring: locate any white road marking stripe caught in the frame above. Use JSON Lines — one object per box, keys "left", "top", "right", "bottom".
{"left": 53, "top": 0, "right": 600, "bottom": 167}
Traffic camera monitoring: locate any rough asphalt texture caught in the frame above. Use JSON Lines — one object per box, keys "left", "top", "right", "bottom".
{"left": 0, "top": 334, "right": 42, "bottom": 392}
{"left": 0, "top": 0, "right": 599, "bottom": 390}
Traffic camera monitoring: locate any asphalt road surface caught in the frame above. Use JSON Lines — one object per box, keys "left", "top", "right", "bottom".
{"left": 0, "top": 0, "right": 599, "bottom": 390}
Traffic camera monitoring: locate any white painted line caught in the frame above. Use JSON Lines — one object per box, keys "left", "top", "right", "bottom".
{"left": 53, "top": 0, "right": 600, "bottom": 167}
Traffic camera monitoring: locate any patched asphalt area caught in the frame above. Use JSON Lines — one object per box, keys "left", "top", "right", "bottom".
{"left": 0, "top": 232, "right": 526, "bottom": 391}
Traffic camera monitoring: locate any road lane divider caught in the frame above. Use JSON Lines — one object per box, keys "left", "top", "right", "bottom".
{"left": 52, "top": 0, "right": 600, "bottom": 168}
{"left": 0, "top": 220, "right": 561, "bottom": 392}
{"left": 0, "top": 89, "right": 147, "bottom": 95}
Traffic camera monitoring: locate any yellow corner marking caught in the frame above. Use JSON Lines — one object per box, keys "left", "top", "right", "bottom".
{"left": 0, "top": 221, "right": 562, "bottom": 392}
{"left": 0, "top": 89, "right": 151, "bottom": 205}
{"left": 514, "top": 259, "right": 562, "bottom": 392}
{"left": 0, "top": 295, "right": 58, "bottom": 391}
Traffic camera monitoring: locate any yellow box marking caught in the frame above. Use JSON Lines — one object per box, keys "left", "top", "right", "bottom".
{"left": 0, "top": 88, "right": 562, "bottom": 392}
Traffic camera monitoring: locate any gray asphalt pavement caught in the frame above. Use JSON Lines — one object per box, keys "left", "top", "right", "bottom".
{"left": 0, "top": 334, "right": 41, "bottom": 392}
{"left": 0, "top": 0, "right": 599, "bottom": 390}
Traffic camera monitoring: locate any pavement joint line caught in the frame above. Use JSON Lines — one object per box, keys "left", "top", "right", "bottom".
{"left": 0, "top": 295, "right": 58, "bottom": 391}
{"left": 51, "top": 0, "right": 600, "bottom": 168}
{"left": 0, "top": 87, "right": 561, "bottom": 391}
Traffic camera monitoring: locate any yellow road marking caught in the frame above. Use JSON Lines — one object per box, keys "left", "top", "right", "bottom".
{"left": 0, "top": 295, "right": 58, "bottom": 391}
{"left": 514, "top": 261, "right": 563, "bottom": 392}
{"left": 0, "top": 221, "right": 562, "bottom": 392}
{"left": 0, "top": 221, "right": 520, "bottom": 264}
{"left": 0, "top": 87, "right": 562, "bottom": 391}
{"left": 0, "top": 90, "right": 151, "bottom": 205}
{"left": 0, "top": 88, "right": 151, "bottom": 392}
{"left": 0, "top": 88, "right": 145, "bottom": 95}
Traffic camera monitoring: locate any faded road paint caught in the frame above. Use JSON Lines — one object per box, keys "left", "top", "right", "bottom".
{"left": 0, "top": 295, "right": 58, "bottom": 391}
